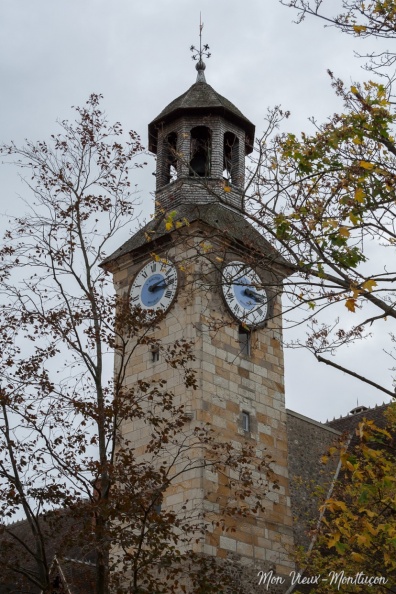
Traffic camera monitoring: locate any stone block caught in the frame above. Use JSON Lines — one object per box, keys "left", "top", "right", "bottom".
{"left": 219, "top": 536, "right": 237, "bottom": 552}
{"left": 237, "top": 542, "right": 253, "bottom": 557}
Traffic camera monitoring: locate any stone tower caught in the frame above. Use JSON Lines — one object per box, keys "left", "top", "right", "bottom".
{"left": 103, "top": 57, "right": 295, "bottom": 591}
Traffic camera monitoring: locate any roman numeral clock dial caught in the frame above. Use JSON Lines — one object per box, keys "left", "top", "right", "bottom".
{"left": 221, "top": 261, "right": 268, "bottom": 327}
{"left": 130, "top": 260, "right": 178, "bottom": 314}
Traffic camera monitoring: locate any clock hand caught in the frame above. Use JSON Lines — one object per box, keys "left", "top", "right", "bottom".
{"left": 148, "top": 279, "right": 170, "bottom": 292}
{"left": 244, "top": 288, "right": 266, "bottom": 304}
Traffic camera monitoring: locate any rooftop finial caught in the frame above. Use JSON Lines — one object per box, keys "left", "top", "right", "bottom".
{"left": 190, "top": 13, "right": 211, "bottom": 82}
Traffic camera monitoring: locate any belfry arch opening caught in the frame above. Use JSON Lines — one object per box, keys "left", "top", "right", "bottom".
{"left": 223, "top": 131, "right": 240, "bottom": 186}
{"left": 163, "top": 131, "right": 178, "bottom": 185}
{"left": 189, "top": 126, "right": 211, "bottom": 177}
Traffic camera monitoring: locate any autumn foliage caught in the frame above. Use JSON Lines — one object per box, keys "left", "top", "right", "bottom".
{"left": 294, "top": 404, "right": 396, "bottom": 592}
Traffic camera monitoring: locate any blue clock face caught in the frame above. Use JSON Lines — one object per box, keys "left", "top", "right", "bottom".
{"left": 222, "top": 261, "right": 268, "bottom": 326}
{"left": 130, "top": 260, "right": 178, "bottom": 313}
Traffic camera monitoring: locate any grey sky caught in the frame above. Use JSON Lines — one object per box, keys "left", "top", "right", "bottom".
{"left": 0, "top": 0, "right": 392, "bottom": 421}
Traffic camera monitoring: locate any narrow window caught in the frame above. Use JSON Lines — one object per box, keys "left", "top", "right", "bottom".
{"left": 190, "top": 126, "right": 211, "bottom": 177}
{"left": 238, "top": 325, "right": 251, "bottom": 356}
{"left": 242, "top": 411, "right": 250, "bottom": 432}
{"left": 163, "top": 131, "right": 178, "bottom": 185}
{"left": 151, "top": 347, "right": 160, "bottom": 363}
{"left": 223, "top": 132, "right": 239, "bottom": 185}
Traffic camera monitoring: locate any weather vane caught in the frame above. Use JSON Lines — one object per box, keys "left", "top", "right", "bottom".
{"left": 190, "top": 13, "right": 211, "bottom": 80}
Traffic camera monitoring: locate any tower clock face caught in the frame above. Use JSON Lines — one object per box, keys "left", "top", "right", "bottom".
{"left": 130, "top": 259, "right": 178, "bottom": 313}
{"left": 221, "top": 261, "right": 268, "bottom": 327}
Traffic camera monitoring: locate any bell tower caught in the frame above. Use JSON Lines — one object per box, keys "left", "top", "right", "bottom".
{"left": 148, "top": 54, "right": 254, "bottom": 214}
{"left": 103, "top": 44, "right": 295, "bottom": 592}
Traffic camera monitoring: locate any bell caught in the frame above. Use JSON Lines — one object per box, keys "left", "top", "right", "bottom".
{"left": 190, "top": 152, "right": 207, "bottom": 177}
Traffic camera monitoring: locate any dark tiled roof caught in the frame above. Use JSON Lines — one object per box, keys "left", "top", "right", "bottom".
{"left": 101, "top": 203, "right": 290, "bottom": 272}
{"left": 54, "top": 558, "right": 96, "bottom": 594}
{"left": 152, "top": 81, "right": 250, "bottom": 123}
{"left": 0, "top": 510, "right": 95, "bottom": 594}
{"left": 148, "top": 81, "right": 255, "bottom": 153}
{"left": 326, "top": 402, "right": 391, "bottom": 434}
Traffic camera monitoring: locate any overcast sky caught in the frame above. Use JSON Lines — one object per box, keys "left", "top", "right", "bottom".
{"left": 0, "top": 0, "right": 392, "bottom": 422}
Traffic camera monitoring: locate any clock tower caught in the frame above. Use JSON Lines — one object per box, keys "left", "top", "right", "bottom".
{"left": 103, "top": 54, "right": 295, "bottom": 591}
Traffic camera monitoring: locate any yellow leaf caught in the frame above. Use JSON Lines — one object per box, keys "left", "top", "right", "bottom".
{"left": 164, "top": 210, "right": 178, "bottom": 231}
{"left": 360, "top": 508, "right": 376, "bottom": 518}
{"left": 357, "top": 534, "right": 369, "bottom": 546}
{"left": 353, "top": 24, "right": 367, "bottom": 34}
{"left": 351, "top": 86, "right": 358, "bottom": 95}
{"left": 362, "top": 279, "right": 377, "bottom": 292}
{"left": 223, "top": 185, "right": 231, "bottom": 193}
{"left": 339, "top": 226, "right": 350, "bottom": 238}
{"left": 345, "top": 298, "right": 356, "bottom": 312}
{"left": 351, "top": 287, "right": 361, "bottom": 299}
{"left": 354, "top": 188, "right": 365, "bottom": 203}
{"left": 374, "top": 167, "right": 387, "bottom": 176}
{"left": 365, "top": 522, "right": 378, "bottom": 536}
{"left": 351, "top": 552, "right": 365, "bottom": 562}
{"left": 352, "top": 136, "right": 363, "bottom": 145}
{"left": 349, "top": 212, "right": 359, "bottom": 225}
{"left": 201, "top": 242, "right": 213, "bottom": 253}
{"left": 328, "top": 532, "right": 341, "bottom": 549}
{"left": 359, "top": 160, "right": 374, "bottom": 170}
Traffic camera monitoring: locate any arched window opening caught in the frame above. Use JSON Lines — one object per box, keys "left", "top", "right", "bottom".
{"left": 190, "top": 126, "right": 211, "bottom": 177}
{"left": 164, "top": 132, "right": 178, "bottom": 184}
{"left": 223, "top": 132, "right": 240, "bottom": 185}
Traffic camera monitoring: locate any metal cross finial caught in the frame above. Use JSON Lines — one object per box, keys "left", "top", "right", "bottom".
{"left": 190, "top": 13, "right": 211, "bottom": 82}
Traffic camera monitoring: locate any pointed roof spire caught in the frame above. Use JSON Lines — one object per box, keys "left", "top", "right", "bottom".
{"left": 190, "top": 13, "right": 211, "bottom": 83}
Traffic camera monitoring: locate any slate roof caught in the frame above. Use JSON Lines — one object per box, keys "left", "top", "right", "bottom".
{"left": 0, "top": 510, "right": 95, "bottom": 594}
{"left": 101, "top": 203, "right": 290, "bottom": 272}
{"left": 52, "top": 558, "right": 96, "bottom": 594}
{"left": 148, "top": 80, "right": 255, "bottom": 153}
{"left": 326, "top": 402, "right": 392, "bottom": 446}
